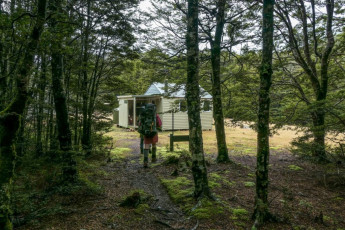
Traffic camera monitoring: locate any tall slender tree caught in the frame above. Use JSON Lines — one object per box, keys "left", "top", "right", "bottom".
{"left": 209, "top": 0, "right": 230, "bottom": 163}
{"left": 186, "top": 0, "right": 211, "bottom": 198}
{"left": 253, "top": 0, "right": 275, "bottom": 227}
{"left": 49, "top": 0, "right": 77, "bottom": 182}
{"left": 0, "top": 0, "right": 47, "bottom": 228}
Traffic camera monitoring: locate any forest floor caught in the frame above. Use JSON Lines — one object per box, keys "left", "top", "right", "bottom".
{"left": 15, "top": 124, "right": 345, "bottom": 230}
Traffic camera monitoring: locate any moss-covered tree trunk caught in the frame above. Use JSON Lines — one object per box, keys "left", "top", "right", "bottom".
{"left": 211, "top": 0, "right": 230, "bottom": 163}
{"left": 0, "top": 0, "right": 47, "bottom": 228}
{"left": 311, "top": 109, "right": 326, "bottom": 161}
{"left": 49, "top": 0, "right": 77, "bottom": 182}
{"left": 253, "top": 0, "right": 274, "bottom": 227}
{"left": 186, "top": 0, "right": 211, "bottom": 198}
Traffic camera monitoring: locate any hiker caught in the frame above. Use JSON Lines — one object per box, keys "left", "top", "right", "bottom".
{"left": 137, "top": 106, "right": 145, "bottom": 154}
{"left": 138, "top": 103, "right": 162, "bottom": 168}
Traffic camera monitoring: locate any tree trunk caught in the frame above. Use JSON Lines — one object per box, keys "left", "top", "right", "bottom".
{"left": 0, "top": 0, "right": 47, "bottom": 228}
{"left": 186, "top": 0, "right": 211, "bottom": 198}
{"left": 253, "top": 0, "right": 275, "bottom": 227}
{"left": 211, "top": 0, "right": 230, "bottom": 163}
{"left": 36, "top": 55, "right": 47, "bottom": 156}
{"left": 81, "top": 0, "right": 92, "bottom": 155}
{"left": 50, "top": 0, "right": 77, "bottom": 182}
{"left": 311, "top": 110, "right": 326, "bottom": 161}
{"left": 310, "top": 0, "right": 334, "bottom": 162}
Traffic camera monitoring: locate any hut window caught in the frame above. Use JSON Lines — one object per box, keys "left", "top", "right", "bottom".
{"left": 203, "top": 101, "right": 211, "bottom": 111}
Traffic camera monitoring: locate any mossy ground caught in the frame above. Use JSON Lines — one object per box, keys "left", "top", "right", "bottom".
{"left": 14, "top": 125, "right": 345, "bottom": 230}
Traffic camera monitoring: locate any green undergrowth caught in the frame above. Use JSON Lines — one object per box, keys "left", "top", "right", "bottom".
{"left": 160, "top": 176, "right": 224, "bottom": 219}
{"left": 12, "top": 152, "right": 105, "bottom": 228}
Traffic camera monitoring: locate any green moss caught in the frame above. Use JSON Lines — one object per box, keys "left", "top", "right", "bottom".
{"left": 244, "top": 181, "right": 255, "bottom": 187}
{"left": 232, "top": 208, "right": 248, "bottom": 216}
{"left": 209, "top": 173, "right": 222, "bottom": 188}
{"left": 230, "top": 208, "right": 249, "bottom": 222}
{"left": 191, "top": 198, "right": 224, "bottom": 219}
{"left": 333, "top": 197, "right": 344, "bottom": 201}
{"left": 323, "top": 215, "right": 330, "bottom": 220}
{"left": 223, "top": 180, "right": 236, "bottom": 187}
{"left": 135, "top": 203, "right": 150, "bottom": 215}
{"left": 209, "top": 180, "right": 221, "bottom": 189}
{"left": 288, "top": 165, "right": 303, "bottom": 171}
{"left": 209, "top": 172, "right": 235, "bottom": 188}
{"left": 120, "top": 190, "right": 152, "bottom": 209}
{"left": 161, "top": 177, "right": 193, "bottom": 205}
{"left": 247, "top": 173, "right": 255, "bottom": 177}
{"left": 110, "top": 147, "right": 131, "bottom": 162}
{"left": 234, "top": 221, "right": 246, "bottom": 227}
{"left": 210, "top": 173, "right": 222, "bottom": 180}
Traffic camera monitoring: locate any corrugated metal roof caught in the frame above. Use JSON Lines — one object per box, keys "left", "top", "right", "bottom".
{"left": 144, "top": 82, "right": 212, "bottom": 99}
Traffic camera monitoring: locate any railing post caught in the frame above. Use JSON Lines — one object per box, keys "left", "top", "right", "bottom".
{"left": 170, "top": 133, "right": 174, "bottom": 152}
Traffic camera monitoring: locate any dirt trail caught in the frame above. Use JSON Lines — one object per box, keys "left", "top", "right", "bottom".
{"left": 105, "top": 138, "right": 195, "bottom": 230}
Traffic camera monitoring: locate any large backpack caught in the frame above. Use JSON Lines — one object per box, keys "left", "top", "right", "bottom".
{"left": 138, "top": 103, "right": 157, "bottom": 137}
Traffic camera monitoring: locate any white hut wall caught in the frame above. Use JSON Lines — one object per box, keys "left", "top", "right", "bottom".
{"left": 118, "top": 99, "right": 129, "bottom": 127}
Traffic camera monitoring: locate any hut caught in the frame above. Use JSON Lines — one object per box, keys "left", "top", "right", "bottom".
{"left": 116, "top": 82, "right": 213, "bottom": 130}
